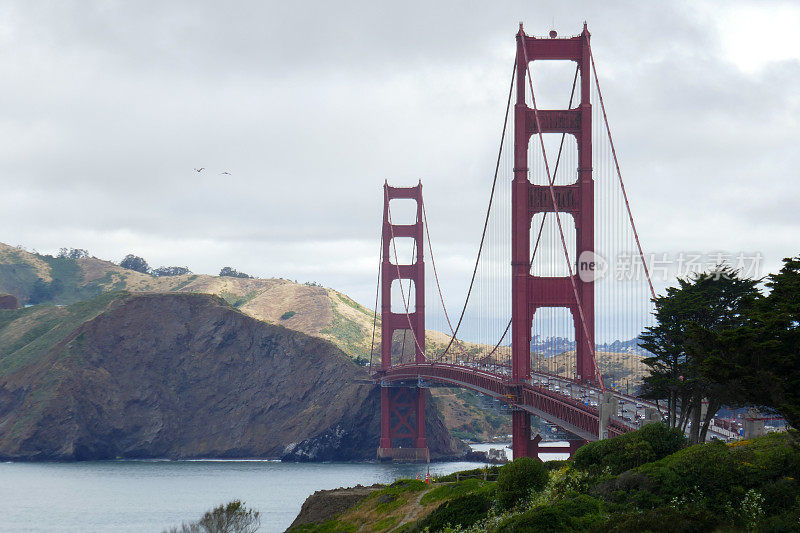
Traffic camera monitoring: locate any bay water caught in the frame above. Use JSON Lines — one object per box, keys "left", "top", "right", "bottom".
{"left": 0, "top": 443, "right": 568, "bottom": 532}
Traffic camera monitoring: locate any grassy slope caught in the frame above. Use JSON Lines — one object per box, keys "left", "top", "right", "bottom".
{"left": 0, "top": 291, "right": 125, "bottom": 376}
{"left": 290, "top": 429, "right": 800, "bottom": 532}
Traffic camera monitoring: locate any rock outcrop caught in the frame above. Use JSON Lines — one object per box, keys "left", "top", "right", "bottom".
{"left": 287, "top": 485, "right": 382, "bottom": 530}
{"left": 0, "top": 292, "right": 463, "bottom": 461}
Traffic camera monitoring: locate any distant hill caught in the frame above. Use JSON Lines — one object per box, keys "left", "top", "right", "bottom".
{"left": 530, "top": 335, "right": 651, "bottom": 391}
{"left": 0, "top": 243, "right": 478, "bottom": 363}
{"left": 0, "top": 243, "right": 380, "bottom": 361}
{"left": 531, "top": 334, "right": 652, "bottom": 358}
{"left": 0, "top": 292, "right": 463, "bottom": 460}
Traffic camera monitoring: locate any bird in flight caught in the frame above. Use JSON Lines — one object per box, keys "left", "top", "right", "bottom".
{"left": 194, "top": 167, "right": 205, "bottom": 173}
{"left": 220, "top": 171, "right": 231, "bottom": 175}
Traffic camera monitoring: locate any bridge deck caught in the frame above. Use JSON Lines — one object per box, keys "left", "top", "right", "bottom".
{"left": 376, "top": 363, "right": 731, "bottom": 442}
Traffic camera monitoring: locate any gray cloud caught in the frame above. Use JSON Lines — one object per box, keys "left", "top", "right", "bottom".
{"left": 0, "top": 0, "right": 798, "bottom": 315}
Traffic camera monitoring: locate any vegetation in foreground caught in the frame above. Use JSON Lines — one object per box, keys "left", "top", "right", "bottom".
{"left": 290, "top": 425, "right": 800, "bottom": 532}
{"left": 640, "top": 257, "right": 800, "bottom": 443}
{"left": 163, "top": 500, "right": 261, "bottom": 533}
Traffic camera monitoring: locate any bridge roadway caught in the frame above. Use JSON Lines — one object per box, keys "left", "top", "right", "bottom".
{"left": 376, "top": 362, "right": 732, "bottom": 443}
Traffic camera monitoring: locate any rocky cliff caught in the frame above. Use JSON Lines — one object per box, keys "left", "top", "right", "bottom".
{"left": 0, "top": 292, "right": 463, "bottom": 461}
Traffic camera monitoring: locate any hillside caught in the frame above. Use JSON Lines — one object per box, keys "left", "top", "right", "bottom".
{"left": 289, "top": 429, "right": 800, "bottom": 532}
{"left": 0, "top": 243, "right": 477, "bottom": 364}
{"left": 0, "top": 292, "right": 463, "bottom": 460}
{"left": 0, "top": 243, "right": 379, "bottom": 360}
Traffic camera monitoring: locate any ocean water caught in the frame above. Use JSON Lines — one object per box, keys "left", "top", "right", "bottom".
{"left": 0, "top": 443, "right": 568, "bottom": 533}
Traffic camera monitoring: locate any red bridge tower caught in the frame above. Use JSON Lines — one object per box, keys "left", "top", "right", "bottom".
{"left": 378, "top": 182, "right": 429, "bottom": 462}
{"left": 511, "top": 24, "right": 596, "bottom": 459}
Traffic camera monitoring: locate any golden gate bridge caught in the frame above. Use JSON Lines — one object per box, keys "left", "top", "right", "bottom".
{"left": 368, "top": 23, "right": 733, "bottom": 462}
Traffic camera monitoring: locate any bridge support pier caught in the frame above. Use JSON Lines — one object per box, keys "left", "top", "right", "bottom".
{"left": 639, "top": 407, "right": 662, "bottom": 428}
{"left": 598, "top": 392, "right": 618, "bottom": 440}
{"left": 378, "top": 385, "right": 429, "bottom": 462}
{"left": 511, "top": 410, "right": 531, "bottom": 460}
{"left": 513, "top": 412, "right": 588, "bottom": 460}
{"left": 743, "top": 408, "right": 766, "bottom": 439}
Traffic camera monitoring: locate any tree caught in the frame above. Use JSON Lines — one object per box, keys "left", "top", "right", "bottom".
{"left": 164, "top": 500, "right": 260, "bottom": 533}
{"left": 152, "top": 266, "right": 192, "bottom": 277}
{"left": 120, "top": 254, "right": 150, "bottom": 274}
{"left": 639, "top": 266, "right": 759, "bottom": 443}
{"left": 702, "top": 256, "right": 800, "bottom": 432}
{"left": 57, "top": 248, "right": 89, "bottom": 259}
{"left": 219, "top": 267, "right": 252, "bottom": 279}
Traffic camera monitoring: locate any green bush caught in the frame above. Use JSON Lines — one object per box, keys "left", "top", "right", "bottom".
{"left": 601, "top": 505, "right": 720, "bottom": 533}
{"left": 280, "top": 311, "right": 296, "bottom": 320}
{"left": 544, "top": 459, "right": 570, "bottom": 471}
{"left": 728, "top": 432, "right": 800, "bottom": 485}
{"left": 497, "top": 494, "right": 604, "bottom": 532}
{"left": 496, "top": 457, "right": 549, "bottom": 509}
{"left": 761, "top": 478, "right": 799, "bottom": 515}
{"left": 759, "top": 508, "right": 800, "bottom": 533}
{"left": 635, "top": 440, "right": 742, "bottom": 510}
{"left": 573, "top": 423, "right": 687, "bottom": 475}
{"left": 414, "top": 489, "right": 493, "bottom": 531}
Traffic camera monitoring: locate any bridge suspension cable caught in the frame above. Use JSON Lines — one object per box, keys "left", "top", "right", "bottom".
{"left": 368, "top": 230, "right": 382, "bottom": 369}
{"left": 439, "top": 58, "right": 517, "bottom": 361}
{"left": 421, "top": 198, "right": 471, "bottom": 361}
{"left": 588, "top": 43, "right": 656, "bottom": 300}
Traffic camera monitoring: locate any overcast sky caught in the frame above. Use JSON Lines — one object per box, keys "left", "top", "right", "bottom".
{"left": 1, "top": 1, "right": 798, "bottom": 321}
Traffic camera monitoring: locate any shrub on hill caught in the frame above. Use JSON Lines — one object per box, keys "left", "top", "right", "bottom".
{"left": 219, "top": 266, "right": 252, "bottom": 279}
{"left": 573, "top": 423, "right": 686, "bottom": 475}
{"left": 152, "top": 266, "right": 191, "bottom": 277}
{"left": 633, "top": 440, "right": 740, "bottom": 510}
{"left": 415, "top": 488, "right": 494, "bottom": 531}
{"left": 57, "top": 248, "right": 89, "bottom": 259}
{"left": 119, "top": 254, "right": 149, "bottom": 274}
{"left": 595, "top": 433, "right": 798, "bottom": 520}
{"left": 601, "top": 506, "right": 720, "bottom": 533}
{"left": 497, "top": 494, "right": 605, "bottom": 532}
{"left": 304, "top": 432, "right": 799, "bottom": 532}
{"left": 496, "top": 457, "right": 549, "bottom": 509}
{"left": 29, "top": 277, "right": 62, "bottom": 304}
